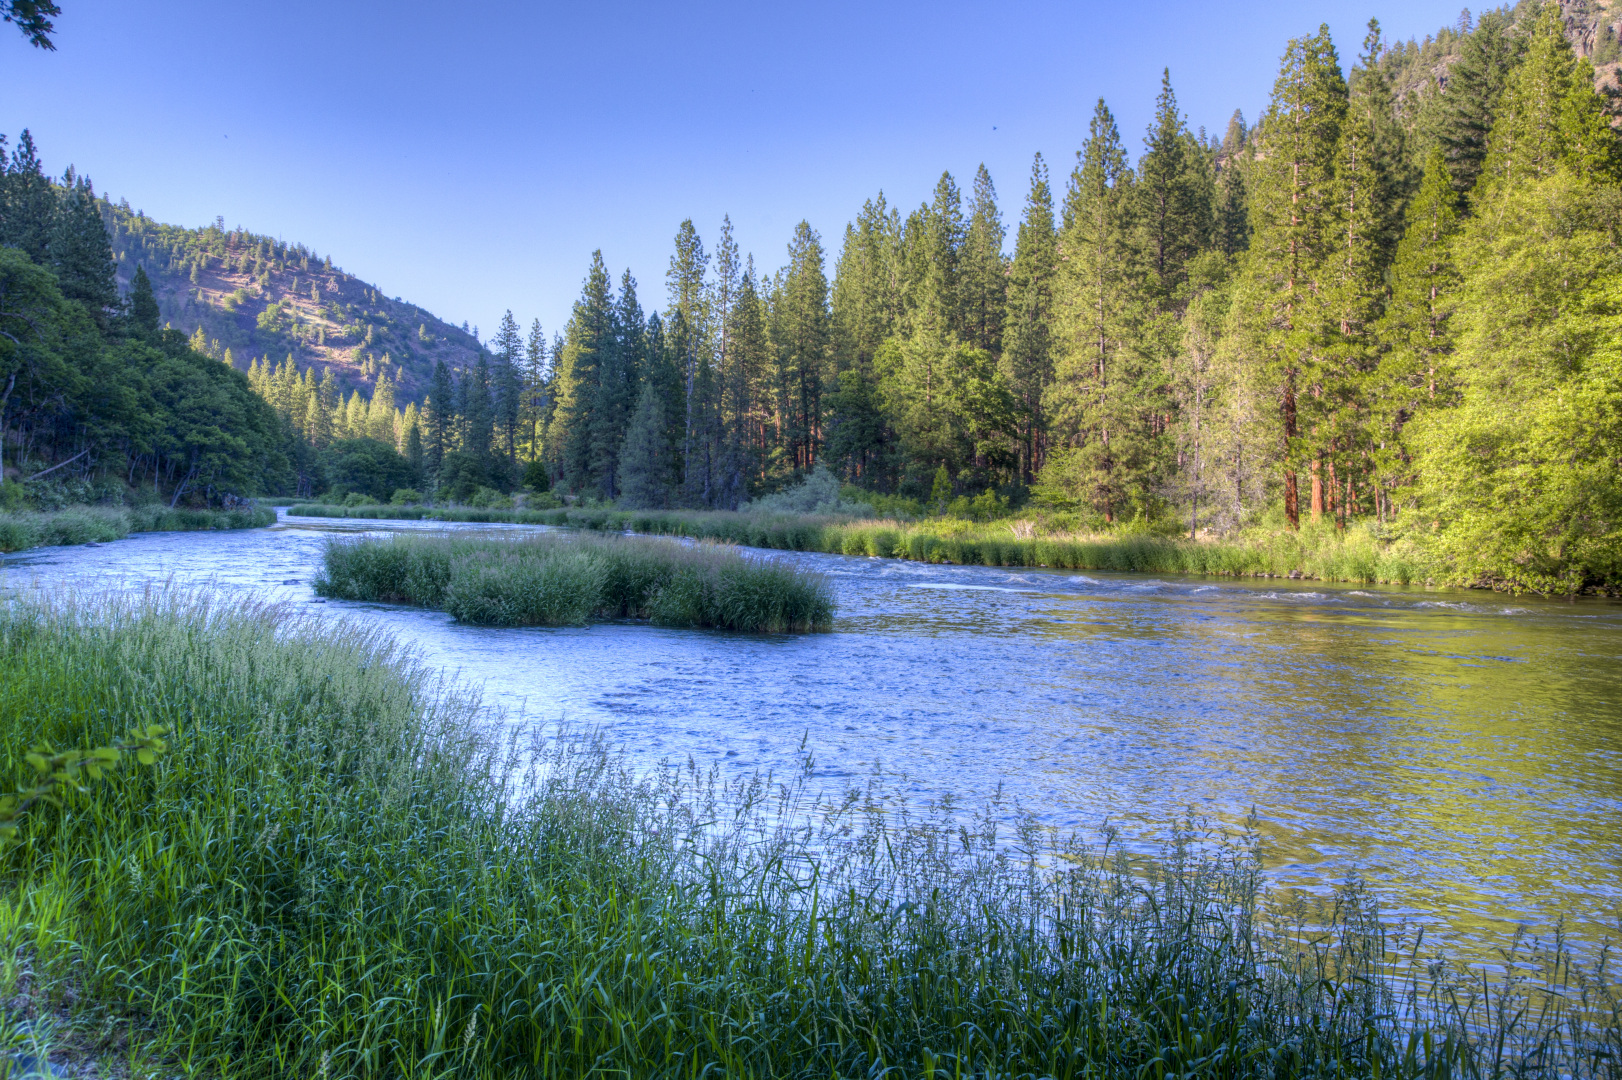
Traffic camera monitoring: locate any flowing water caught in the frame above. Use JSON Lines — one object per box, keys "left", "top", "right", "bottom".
{"left": 6, "top": 511, "right": 1620, "bottom": 956}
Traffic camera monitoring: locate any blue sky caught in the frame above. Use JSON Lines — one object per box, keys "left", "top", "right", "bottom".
{"left": 1, "top": 0, "right": 1466, "bottom": 340}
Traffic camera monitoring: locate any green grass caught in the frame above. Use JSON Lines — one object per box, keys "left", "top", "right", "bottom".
{"left": 0, "top": 590, "right": 1615, "bottom": 1078}
{"left": 290, "top": 502, "right": 1431, "bottom": 586}
{"left": 315, "top": 532, "right": 835, "bottom": 632}
{"left": 0, "top": 505, "right": 275, "bottom": 553}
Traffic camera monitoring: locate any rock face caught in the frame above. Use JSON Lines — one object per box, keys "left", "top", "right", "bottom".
{"left": 102, "top": 202, "right": 485, "bottom": 404}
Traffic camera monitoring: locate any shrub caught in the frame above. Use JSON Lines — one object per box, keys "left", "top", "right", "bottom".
{"left": 390, "top": 487, "right": 423, "bottom": 505}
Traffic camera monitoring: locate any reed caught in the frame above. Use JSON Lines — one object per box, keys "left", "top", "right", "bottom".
{"left": 0, "top": 505, "right": 275, "bottom": 553}
{"left": 314, "top": 532, "right": 835, "bottom": 632}
{"left": 288, "top": 504, "right": 1432, "bottom": 586}
{"left": 0, "top": 589, "right": 1613, "bottom": 1078}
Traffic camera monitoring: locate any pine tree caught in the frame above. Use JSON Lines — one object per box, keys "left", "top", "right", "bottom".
{"left": 959, "top": 164, "right": 1006, "bottom": 354}
{"left": 905, "top": 172, "right": 966, "bottom": 342}
{"left": 129, "top": 263, "right": 159, "bottom": 335}
{"left": 588, "top": 272, "right": 643, "bottom": 500}
{"left": 1417, "top": 9, "right": 1523, "bottom": 199}
{"left": 1214, "top": 112, "right": 1251, "bottom": 255}
{"left": 429, "top": 359, "right": 453, "bottom": 477}
{"left": 775, "top": 221, "right": 832, "bottom": 474}
{"left": 1001, "top": 154, "right": 1058, "bottom": 482}
{"left": 553, "top": 251, "right": 615, "bottom": 493}
{"left": 830, "top": 194, "right": 903, "bottom": 377}
{"left": 1135, "top": 70, "right": 1214, "bottom": 306}
{"left": 492, "top": 310, "right": 523, "bottom": 470}
{"left": 718, "top": 261, "right": 770, "bottom": 506}
{"left": 667, "top": 220, "right": 709, "bottom": 499}
{"left": 1373, "top": 148, "right": 1461, "bottom": 515}
{"left": 1477, "top": 3, "right": 1621, "bottom": 191}
{"left": 1236, "top": 26, "right": 1347, "bottom": 528}
{"left": 49, "top": 172, "right": 118, "bottom": 323}
{"left": 617, "top": 383, "right": 669, "bottom": 510}
{"left": 1, "top": 131, "right": 55, "bottom": 263}
{"left": 1043, "top": 98, "right": 1144, "bottom": 521}
{"left": 522, "top": 318, "right": 549, "bottom": 462}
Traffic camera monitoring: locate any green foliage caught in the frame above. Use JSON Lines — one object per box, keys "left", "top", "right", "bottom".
{"left": 320, "top": 437, "right": 418, "bottom": 502}
{"left": 389, "top": 487, "right": 422, "bottom": 505}
{"left": 0, "top": 726, "right": 168, "bottom": 847}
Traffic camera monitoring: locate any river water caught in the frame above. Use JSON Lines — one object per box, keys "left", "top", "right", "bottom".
{"left": 5, "top": 511, "right": 1620, "bottom": 954}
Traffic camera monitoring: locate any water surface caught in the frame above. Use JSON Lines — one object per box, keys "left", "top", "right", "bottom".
{"left": 7, "top": 512, "right": 1619, "bottom": 954}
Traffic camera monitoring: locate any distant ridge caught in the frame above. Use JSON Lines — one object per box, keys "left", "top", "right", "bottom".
{"left": 102, "top": 202, "right": 485, "bottom": 402}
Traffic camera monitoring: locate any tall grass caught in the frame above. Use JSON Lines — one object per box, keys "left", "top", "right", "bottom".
{"left": 0, "top": 590, "right": 1615, "bottom": 1078}
{"left": 0, "top": 505, "right": 274, "bottom": 553}
{"left": 315, "top": 532, "right": 835, "bottom": 632}
{"left": 290, "top": 502, "right": 1430, "bottom": 586}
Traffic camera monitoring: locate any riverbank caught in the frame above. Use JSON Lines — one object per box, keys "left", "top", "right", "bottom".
{"left": 0, "top": 589, "right": 1613, "bottom": 1077}
{"left": 0, "top": 505, "right": 275, "bottom": 553}
{"left": 289, "top": 502, "right": 1432, "bottom": 586}
{"left": 316, "top": 532, "right": 833, "bottom": 631}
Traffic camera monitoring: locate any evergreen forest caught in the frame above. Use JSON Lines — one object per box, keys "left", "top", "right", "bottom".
{"left": 4, "top": 1, "right": 1622, "bottom": 592}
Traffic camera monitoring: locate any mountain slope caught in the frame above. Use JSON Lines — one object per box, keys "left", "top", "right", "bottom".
{"left": 102, "top": 202, "right": 484, "bottom": 402}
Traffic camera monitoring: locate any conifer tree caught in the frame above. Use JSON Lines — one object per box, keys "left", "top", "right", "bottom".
{"left": 129, "top": 263, "right": 159, "bottom": 335}
{"left": 49, "top": 172, "right": 118, "bottom": 323}
{"left": 1, "top": 131, "right": 55, "bottom": 263}
{"left": 1417, "top": 9, "right": 1523, "bottom": 199}
{"left": 775, "top": 221, "right": 832, "bottom": 474}
{"left": 1136, "top": 71, "right": 1214, "bottom": 305}
{"left": 553, "top": 251, "right": 615, "bottom": 493}
{"left": 830, "top": 194, "right": 903, "bottom": 377}
{"left": 1001, "top": 154, "right": 1057, "bottom": 481}
{"left": 522, "top": 318, "right": 549, "bottom": 462}
{"left": 906, "top": 172, "right": 966, "bottom": 342}
{"left": 1371, "top": 150, "right": 1461, "bottom": 514}
{"left": 718, "top": 261, "right": 769, "bottom": 506}
{"left": 667, "top": 220, "right": 709, "bottom": 496}
{"left": 1214, "top": 112, "right": 1251, "bottom": 255}
{"left": 492, "top": 310, "right": 523, "bottom": 469}
{"left": 617, "top": 383, "right": 669, "bottom": 510}
{"left": 428, "top": 359, "right": 453, "bottom": 477}
{"left": 1237, "top": 26, "right": 1347, "bottom": 528}
{"left": 1044, "top": 98, "right": 1143, "bottom": 521}
{"left": 959, "top": 165, "right": 1006, "bottom": 355}
{"left": 1476, "top": 4, "right": 1622, "bottom": 191}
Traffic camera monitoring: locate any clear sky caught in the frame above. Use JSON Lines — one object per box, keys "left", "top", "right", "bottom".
{"left": 1, "top": 0, "right": 1466, "bottom": 341}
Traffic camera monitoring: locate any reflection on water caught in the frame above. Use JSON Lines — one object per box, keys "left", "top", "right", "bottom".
{"left": 5, "top": 511, "right": 1620, "bottom": 954}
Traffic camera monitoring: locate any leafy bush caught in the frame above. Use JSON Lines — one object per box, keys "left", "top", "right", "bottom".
{"left": 746, "top": 465, "right": 873, "bottom": 516}
{"left": 320, "top": 438, "right": 419, "bottom": 502}
{"left": 389, "top": 488, "right": 423, "bottom": 505}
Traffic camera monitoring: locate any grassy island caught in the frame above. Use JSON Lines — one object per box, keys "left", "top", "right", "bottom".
{"left": 315, "top": 532, "right": 834, "bottom": 631}
{"left": 0, "top": 590, "right": 1612, "bottom": 1077}
{"left": 0, "top": 504, "right": 276, "bottom": 553}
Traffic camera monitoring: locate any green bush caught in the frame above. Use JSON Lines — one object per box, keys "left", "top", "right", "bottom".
{"left": 390, "top": 488, "right": 423, "bottom": 505}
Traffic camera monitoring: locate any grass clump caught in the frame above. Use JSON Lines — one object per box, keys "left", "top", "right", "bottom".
{"left": 0, "top": 590, "right": 1616, "bottom": 1078}
{"left": 314, "top": 532, "right": 835, "bottom": 632}
{"left": 289, "top": 504, "right": 1441, "bottom": 587}
{"left": 0, "top": 505, "right": 274, "bottom": 553}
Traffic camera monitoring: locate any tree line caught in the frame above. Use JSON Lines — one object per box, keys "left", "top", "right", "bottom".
{"left": 464, "top": 2, "right": 1615, "bottom": 590}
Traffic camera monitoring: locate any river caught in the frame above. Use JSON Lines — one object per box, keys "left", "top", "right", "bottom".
{"left": 6, "top": 511, "right": 1619, "bottom": 956}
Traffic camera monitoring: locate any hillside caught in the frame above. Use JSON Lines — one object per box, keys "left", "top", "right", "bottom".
{"left": 101, "top": 202, "right": 485, "bottom": 402}
{"left": 1377, "top": 0, "right": 1621, "bottom": 114}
